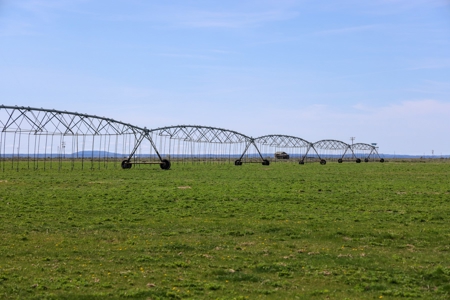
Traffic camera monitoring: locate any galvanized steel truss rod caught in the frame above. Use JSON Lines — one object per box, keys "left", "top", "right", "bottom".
{"left": 0, "top": 105, "right": 142, "bottom": 136}
{"left": 370, "top": 148, "right": 382, "bottom": 160}
{"left": 299, "top": 144, "right": 313, "bottom": 161}
{"left": 340, "top": 147, "right": 351, "bottom": 160}
{"left": 238, "top": 139, "right": 265, "bottom": 161}
{"left": 306, "top": 145, "right": 322, "bottom": 160}
{"left": 126, "top": 129, "right": 162, "bottom": 162}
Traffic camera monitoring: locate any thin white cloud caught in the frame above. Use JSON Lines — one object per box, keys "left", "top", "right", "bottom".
{"left": 15, "top": 0, "right": 89, "bottom": 21}
{"left": 155, "top": 52, "right": 216, "bottom": 60}
{"left": 373, "top": 0, "right": 449, "bottom": 9}
{"left": 356, "top": 99, "right": 450, "bottom": 117}
{"left": 17, "top": 0, "right": 89, "bottom": 12}
{"left": 313, "top": 100, "right": 450, "bottom": 126}
{"left": 313, "top": 24, "right": 381, "bottom": 35}
{"left": 332, "top": 0, "right": 450, "bottom": 15}
{"left": 404, "top": 79, "right": 450, "bottom": 96}
{"left": 0, "top": 20, "right": 36, "bottom": 36}
{"left": 0, "top": 0, "right": 91, "bottom": 37}
{"left": 87, "top": 8, "right": 299, "bottom": 29}
{"left": 408, "top": 58, "right": 450, "bottom": 70}
{"left": 12, "top": 0, "right": 301, "bottom": 29}
{"left": 176, "top": 10, "right": 298, "bottom": 28}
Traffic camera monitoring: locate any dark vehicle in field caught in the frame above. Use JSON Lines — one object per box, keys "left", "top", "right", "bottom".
{"left": 275, "top": 151, "right": 289, "bottom": 159}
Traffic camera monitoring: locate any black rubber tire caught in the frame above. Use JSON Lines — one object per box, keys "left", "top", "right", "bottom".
{"left": 356, "top": 158, "right": 361, "bottom": 163}
{"left": 320, "top": 159, "right": 326, "bottom": 165}
{"left": 234, "top": 159, "right": 242, "bottom": 166}
{"left": 338, "top": 159, "right": 343, "bottom": 163}
{"left": 160, "top": 159, "right": 171, "bottom": 170}
{"left": 364, "top": 158, "right": 369, "bottom": 163}
{"left": 380, "top": 158, "right": 385, "bottom": 163}
{"left": 121, "top": 159, "right": 132, "bottom": 169}
{"left": 262, "top": 159, "right": 270, "bottom": 166}
{"left": 299, "top": 160, "right": 304, "bottom": 165}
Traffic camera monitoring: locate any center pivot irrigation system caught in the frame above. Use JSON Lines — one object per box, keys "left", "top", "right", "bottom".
{"left": 0, "top": 105, "right": 384, "bottom": 171}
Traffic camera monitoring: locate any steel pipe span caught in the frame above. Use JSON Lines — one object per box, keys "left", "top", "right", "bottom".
{"left": 351, "top": 143, "right": 383, "bottom": 162}
{"left": 0, "top": 105, "right": 144, "bottom": 135}
{"left": 311, "top": 139, "right": 354, "bottom": 164}
{"left": 252, "top": 134, "right": 312, "bottom": 164}
{"left": 0, "top": 105, "right": 384, "bottom": 170}
{"left": 0, "top": 105, "right": 148, "bottom": 170}
{"left": 144, "top": 125, "right": 264, "bottom": 166}
{"left": 149, "top": 124, "right": 251, "bottom": 143}
{"left": 253, "top": 134, "right": 311, "bottom": 148}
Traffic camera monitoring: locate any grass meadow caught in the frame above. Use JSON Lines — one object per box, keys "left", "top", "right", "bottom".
{"left": 0, "top": 161, "right": 449, "bottom": 299}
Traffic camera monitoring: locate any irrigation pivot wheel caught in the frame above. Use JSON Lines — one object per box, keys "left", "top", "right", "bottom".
{"left": 320, "top": 159, "right": 326, "bottom": 165}
{"left": 338, "top": 159, "right": 343, "bottom": 163}
{"left": 365, "top": 158, "right": 369, "bottom": 163}
{"left": 380, "top": 158, "right": 385, "bottom": 163}
{"left": 121, "top": 160, "right": 132, "bottom": 169}
{"left": 234, "top": 159, "right": 243, "bottom": 166}
{"left": 160, "top": 159, "right": 171, "bottom": 170}
{"left": 299, "top": 160, "right": 304, "bottom": 165}
{"left": 262, "top": 159, "right": 270, "bottom": 166}
{"left": 356, "top": 158, "right": 361, "bottom": 163}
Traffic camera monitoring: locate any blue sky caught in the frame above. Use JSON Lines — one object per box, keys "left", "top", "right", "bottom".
{"left": 1, "top": 0, "right": 449, "bottom": 155}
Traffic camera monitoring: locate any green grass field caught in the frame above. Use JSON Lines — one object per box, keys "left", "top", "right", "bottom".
{"left": 0, "top": 161, "right": 449, "bottom": 299}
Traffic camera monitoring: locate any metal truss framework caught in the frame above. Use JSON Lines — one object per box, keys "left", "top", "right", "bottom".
{"left": 146, "top": 125, "right": 268, "bottom": 166}
{"left": 0, "top": 105, "right": 141, "bottom": 135}
{"left": 0, "top": 105, "right": 166, "bottom": 170}
{"left": 310, "top": 139, "right": 354, "bottom": 164}
{"left": 351, "top": 143, "right": 384, "bottom": 162}
{"left": 313, "top": 139, "right": 351, "bottom": 151}
{"left": 254, "top": 135, "right": 311, "bottom": 148}
{"left": 0, "top": 105, "right": 384, "bottom": 170}
{"left": 150, "top": 125, "right": 250, "bottom": 143}
{"left": 253, "top": 135, "right": 313, "bottom": 163}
